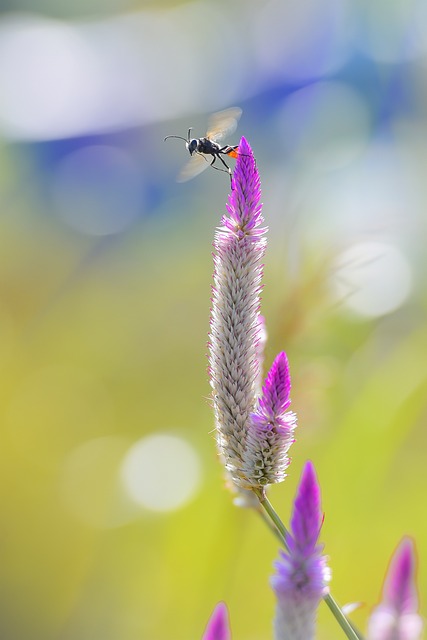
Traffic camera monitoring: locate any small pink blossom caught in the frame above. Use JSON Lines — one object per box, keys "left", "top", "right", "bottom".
{"left": 202, "top": 602, "right": 231, "bottom": 640}
{"left": 368, "top": 538, "right": 423, "bottom": 640}
{"left": 243, "top": 352, "right": 297, "bottom": 486}
{"left": 271, "top": 461, "right": 330, "bottom": 640}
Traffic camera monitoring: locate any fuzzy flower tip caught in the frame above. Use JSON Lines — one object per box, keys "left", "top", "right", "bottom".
{"left": 222, "top": 137, "right": 264, "bottom": 237}
{"left": 271, "top": 461, "right": 330, "bottom": 640}
{"left": 202, "top": 602, "right": 231, "bottom": 640}
{"left": 368, "top": 538, "right": 423, "bottom": 640}
{"left": 208, "top": 138, "right": 297, "bottom": 491}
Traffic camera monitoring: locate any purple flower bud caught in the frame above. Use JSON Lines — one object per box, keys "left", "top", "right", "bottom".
{"left": 243, "top": 352, "right": 297, "bottom": 486}
{"left": 368, "top": 538, "right": 423, "bottom": 640}
{"left": 271, "top": 461, "right": 330, "bottom": 640}
{"left": 202, "top": 602, "right": 231, "bottom": 640}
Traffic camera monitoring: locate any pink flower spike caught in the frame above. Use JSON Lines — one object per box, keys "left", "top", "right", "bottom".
{"left": 258, "top": 351, "right": 291, "bottom": 418}
{"left": 209, "top": 140, "right": 296, "bottom": 493}
{"left": 208, "top": 137, "right": 268, "bottom": 490}
{"left": 271, "top": 461, "right": 330, "bottom": 640}
{"left": 242, "top": 352, "right": 297, "bottom": 487}
{"left": 368, "top": 538, "right": 423, "bottom": 640}
{"left": 202, "top": 602, "right": 231, "bottom": 640}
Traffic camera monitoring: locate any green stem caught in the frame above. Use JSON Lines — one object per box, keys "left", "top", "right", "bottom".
{"left": 254, "top": 488, "right": 289, "bottom": 549}
{"left": 324, "top": 593, "right": 363, "bottom": 640}
{"left": 255, "top": 489, "right": 363, "bottom": 640}
{"left": 254, "top": 503, "right": 286, "bottom": 546}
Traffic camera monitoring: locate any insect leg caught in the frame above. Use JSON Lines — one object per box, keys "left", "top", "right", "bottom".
{"left": 208, "top": 153, "right": 234, "bottom": 187}
{"left": 220, "top": 145, "right": 250, "bottom": 159}
{"left": 219, "top": 145, "right": 238, "bottom": 155}
{"left": 216, "top": 153, "right": 234, "bottom": 187}
{"left": 217, "top": 153, "right": 232, "bottom": 174}
{"left": 208, "top": 154, "right": 229, "bottom": 174}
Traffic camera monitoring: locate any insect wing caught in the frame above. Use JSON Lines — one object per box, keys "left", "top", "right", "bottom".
{"left": 206, "top": 107, "right": 242, "bottom": 144}
{"left": 176, "top": 152, "right": 210, "bottom": 182}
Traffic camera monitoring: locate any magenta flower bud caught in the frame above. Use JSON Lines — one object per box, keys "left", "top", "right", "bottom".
{"left": 271, "top": 461, "right": 330, "bottom": 640}
{"left": 208, "top": 138, "right": 297, "bottom": 491}
{"left": 202, "top": 602, "right": 231, "bottom": 640}
{"left": 243, "top": 352, "right": 297, "bottom": 486}
{"left": 368, "top": 538, "right": 423, "bottom": 640}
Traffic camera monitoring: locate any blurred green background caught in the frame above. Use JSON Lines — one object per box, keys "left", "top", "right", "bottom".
{"left": 0, "top": 0, "right": 426, "bottom": 638}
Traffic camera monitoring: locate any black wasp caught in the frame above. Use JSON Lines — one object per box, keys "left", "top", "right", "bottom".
{"left": 164, "top": 107, "right": 242, "bottom": 183}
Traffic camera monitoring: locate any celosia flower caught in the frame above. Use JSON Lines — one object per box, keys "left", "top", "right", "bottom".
{"left": 202, "top": 602, "right": 231, "bottom": 640}
{"left": 271, "top": 461, "right": 330, "bottom": 640}
{"left": 368, "top": 538, "right": 423, "bottom": 640}
{"left": 243, "top": 352, "right": 297, "bottom": 486}
{"left": 208, "top": 137, "right": 296, "bottom": 491}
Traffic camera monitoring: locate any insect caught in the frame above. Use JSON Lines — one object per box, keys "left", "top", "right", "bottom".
{"left": 164, "top": 107, "right": 242, "bottom": 183}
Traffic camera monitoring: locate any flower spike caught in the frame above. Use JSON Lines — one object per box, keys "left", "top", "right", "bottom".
{"left": 243, "top": 352, "right": 297, "bottom": 487}
{"left": 208, "top": 137, "right": 267, "bottom": 489}
{"left": 271, "top": 461, "right": 330, "bottom": 640}
{"left": 202, "top": 602, "right": 231, "bottom": 640}
{"left": 208, "top": 138, "right": 297, "bottom": 491}
{"left": 368, "top": 538, "right": 423, "bottom": 640}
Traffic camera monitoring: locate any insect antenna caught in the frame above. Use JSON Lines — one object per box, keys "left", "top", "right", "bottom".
{"left": 164, "top": 135, "right": 188, "bottom": 143}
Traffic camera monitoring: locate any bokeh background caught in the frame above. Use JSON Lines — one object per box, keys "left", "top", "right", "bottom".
{"left": 1, "top": 0, "right": 426, "bottom": 638}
